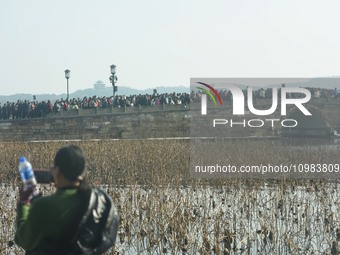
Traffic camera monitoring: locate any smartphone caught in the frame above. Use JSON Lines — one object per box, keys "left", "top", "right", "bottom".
{"left": 33, "top": 169, "right": 54, "bottom": 184}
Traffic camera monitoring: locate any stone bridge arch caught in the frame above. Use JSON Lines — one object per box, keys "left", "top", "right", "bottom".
{"left": 282, "top": 105, "right": 331, "bottom": 137}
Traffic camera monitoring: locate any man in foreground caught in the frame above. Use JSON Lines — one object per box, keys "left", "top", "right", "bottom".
{"left": 15, "top": 145, "right": 119, "bottom": 255}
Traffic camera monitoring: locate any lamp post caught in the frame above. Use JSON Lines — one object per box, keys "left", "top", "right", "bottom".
{"left": 109, "top": 64, "right": 118, "bottom": 98}
{"left": 64, "top": 69, "right": 70, "bottom": 100}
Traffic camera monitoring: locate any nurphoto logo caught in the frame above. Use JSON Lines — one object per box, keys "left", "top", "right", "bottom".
{"left": 196, "top": 82, "right": 223, "bottom": 115}
{"left": 197, "top": 81, "right": 312, "bottom": 128}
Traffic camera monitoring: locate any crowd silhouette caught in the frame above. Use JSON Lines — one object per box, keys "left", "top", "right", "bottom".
{"left": 191, "top": 87, "right": 339, "bottom": 103}
{"left": 0, "top": 87, "right": 338, "bottom": 120}
{"left": 0, "top": 93, "right": 191, "bottom": 120}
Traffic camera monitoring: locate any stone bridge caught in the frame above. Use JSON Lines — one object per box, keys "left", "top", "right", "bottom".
{"left": 284, "top": 99, "right": 340, "bottom": 137}
{"left": 190, "top": 98, "right": 340, "bottom": 138}
{"left": 0, "top": 98, "right": 338, "bottom": 141}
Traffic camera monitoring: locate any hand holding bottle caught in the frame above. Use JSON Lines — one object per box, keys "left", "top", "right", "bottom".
{"left": 19, "top": 185, "right": 38, "bottom": 204}
{"left": 18, "top": 156, "right": 40, "bottom": 204}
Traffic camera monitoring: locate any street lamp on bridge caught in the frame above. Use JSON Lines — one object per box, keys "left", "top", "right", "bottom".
{"left": 64, "top": 69, "right": 71, "bottom": 100}
{"left": 109, "top": 64, "right": 118, "bottom": 98}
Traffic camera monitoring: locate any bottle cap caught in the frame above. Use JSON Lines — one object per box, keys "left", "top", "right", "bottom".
{"left": 19, "top": 156, "right": 27, "bottom": 163}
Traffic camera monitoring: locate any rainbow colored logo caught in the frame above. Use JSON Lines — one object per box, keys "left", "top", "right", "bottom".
{"left": 196, "top": 82, "right": 223, "bottom": 106}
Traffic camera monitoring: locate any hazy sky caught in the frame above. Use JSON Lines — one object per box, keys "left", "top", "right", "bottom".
{"left": 1, "top": 0, "right": 340, "bottom": 95}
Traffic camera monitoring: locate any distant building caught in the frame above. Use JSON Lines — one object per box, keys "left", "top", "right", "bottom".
{"left": 93, "top": 81, "right": 106, "bottom": 90}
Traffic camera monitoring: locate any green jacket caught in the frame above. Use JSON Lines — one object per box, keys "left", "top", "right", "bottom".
{"left": 15, "top": 187, "right": 87, "bottom": 254}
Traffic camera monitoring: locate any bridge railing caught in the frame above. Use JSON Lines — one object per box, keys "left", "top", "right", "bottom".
{"left": 47, "top": 104, "right": 190, "bottom": 118}
{"left": 47, "top": 97, "right": 340, "bottom": 118}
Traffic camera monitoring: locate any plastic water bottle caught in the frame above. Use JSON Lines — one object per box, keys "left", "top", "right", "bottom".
{"left": 19, "top": 156, "right": 37, "bottom": 191}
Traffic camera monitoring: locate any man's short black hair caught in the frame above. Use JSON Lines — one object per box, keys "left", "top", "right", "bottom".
{"left": 54, "top": 145, "right": 85, "bottom": 181}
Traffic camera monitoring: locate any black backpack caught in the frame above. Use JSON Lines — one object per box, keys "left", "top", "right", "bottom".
{"left": 69, "top": 188, "right": 120, "bottom": 255}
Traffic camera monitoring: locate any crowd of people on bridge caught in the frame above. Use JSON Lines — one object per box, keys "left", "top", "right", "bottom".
{"left": 0, "top": 92, "right": 191, "bottom": 120}
{"left": 190, "top": 86, "right": 339, "bottom": 102}
{"left": 0, "top": 87, "right": 338, "bottom": 120}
